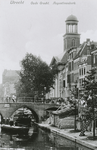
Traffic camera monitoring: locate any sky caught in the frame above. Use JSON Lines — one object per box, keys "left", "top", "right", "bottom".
{"left": 0, "top": 0, "right": 97, "bottom": 83}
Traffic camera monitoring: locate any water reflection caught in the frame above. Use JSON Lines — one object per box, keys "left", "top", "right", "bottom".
{"left": 0, "top": 126, "right": 93, "bottom": 150}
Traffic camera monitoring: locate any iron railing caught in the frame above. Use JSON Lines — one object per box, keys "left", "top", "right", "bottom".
{"left": 0, "top": 97, "right": 58, "bottom": 104}
{"left": 0, "top": 97, "right": 42, "bottom": 103}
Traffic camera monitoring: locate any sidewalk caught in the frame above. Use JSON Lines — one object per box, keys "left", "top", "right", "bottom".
{"left": 38, "top": 123, "right": 97, "bottom": 150}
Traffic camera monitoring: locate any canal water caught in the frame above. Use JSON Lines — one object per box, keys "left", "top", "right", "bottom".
{"left": 0, "top": 125, "right": 93, "bottom": 150}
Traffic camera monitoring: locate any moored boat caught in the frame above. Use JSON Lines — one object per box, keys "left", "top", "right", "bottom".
{"left": 1, "top": 124, "right": 29, "bottom": 134}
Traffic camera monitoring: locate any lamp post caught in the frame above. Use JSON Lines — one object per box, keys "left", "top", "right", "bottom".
{"left": 90, "top": 88, "right": 96, "bottom": 139}
{"left": 44, "top": 87, "right": 46, "bottom": 103}
{"left": 74, "top": 98, "right": 77, "bottom": 131}
{"left": 60, "top": 78, "right": 61, "bottom": 98}
{"left": 74, "top": 82, "right": 78, "bottom": 131}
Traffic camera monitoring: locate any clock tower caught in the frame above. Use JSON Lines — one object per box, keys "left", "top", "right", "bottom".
{"left": 63, "top": 15, "right": 80, "bottom": 52}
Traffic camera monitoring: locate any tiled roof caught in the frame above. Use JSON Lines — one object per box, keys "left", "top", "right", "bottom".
{"left": 61, "top": 51, "right": 69, "bottom": 64}
{"left": 73, "top": 42, "right": 86, "bottom": 60}
{"left": 56, "top": 52, "right": 65, "bottom": 62}
{"left": 50, "top": 52, "right": 65, "bottom": 66}
{"left": 93, "top": 42, "right": 97, "bottom": 46}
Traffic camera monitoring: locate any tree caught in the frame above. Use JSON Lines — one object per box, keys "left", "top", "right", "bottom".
{"left": 70, "top": 85, "right": 78, "bottom": 131}
{"left": 82, "top": 67, "right": 97, "bottom": 139}
{"left": 15, "top": 53, "right": 57, "bottom": 99}
{"left": 15, "top": 80, "right": 25, "bottom": 97}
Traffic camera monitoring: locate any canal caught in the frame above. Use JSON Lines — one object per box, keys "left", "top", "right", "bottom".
{"left": 0, "top": 125, "right": 93, "bottom": 150}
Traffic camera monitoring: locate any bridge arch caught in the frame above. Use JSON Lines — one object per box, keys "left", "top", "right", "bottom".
{"left": 13, "top": 105, "right": 39, "bottom": 123}
{"left": 0, "top": 113, "right": 3, "bottom": 122}
{"left": 0, "top": 102, "right": 59, "bottom": 123}
{"left": 3, "top": 105, "right": 39, "bottom": 123}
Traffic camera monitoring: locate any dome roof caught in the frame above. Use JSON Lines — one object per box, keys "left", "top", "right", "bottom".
{"left": 66, "top": 15, "right": 78, "bottom": 22}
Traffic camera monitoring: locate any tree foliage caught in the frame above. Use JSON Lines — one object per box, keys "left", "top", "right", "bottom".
{"left": 82, "top": 67, "right": 97, "bottom": 138}
{"left": 15, "top": 53, "right": 58, "bottom": 98}
{"left": 83, "top": 68, "right": 97, "bottom": 106}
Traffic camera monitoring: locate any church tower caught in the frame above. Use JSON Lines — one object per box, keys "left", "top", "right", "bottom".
{"left": 63, "top": 15, "right": 80, "bottom": 51}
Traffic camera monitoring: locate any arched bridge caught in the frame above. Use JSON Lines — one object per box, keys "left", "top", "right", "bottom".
{"left": 0, "top": 98, "right": 59, "bottom": 123}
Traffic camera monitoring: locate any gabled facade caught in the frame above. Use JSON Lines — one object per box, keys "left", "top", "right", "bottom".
{"left": 91, "top": 44, "right": 97, "bottom": 68}
{"left": 91, "top": 44, "right": 97, "bottom": 81}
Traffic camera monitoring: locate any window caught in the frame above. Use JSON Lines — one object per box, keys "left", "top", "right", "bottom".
{"left": 67, "top": 74, "right": 70, "bottom": 83}
{"left": 72, "top": 73, "right": 74, "bottom": 83}
{"left": 72, "top": 61, "right": 74, "bottom": 70}
{"left": 63, "top": 80, "right": 65, "bottom": 87}
{"left": 79, "top": 79, "right": 81, "bottom": 86}
{"left": 79, "top": 69, "right": 81, "bottom": 75}
{"left": 82, "top": 78, "right": 84, "bottom": 86}
{"left": 68, "top": 62, "right": 71, "bottom": 71}
{"left": 84, "top": 68, "right": 85, "bottom": 75}
{"left": 70, "top": 53, "right": 72, "bottom": 59}
{"left": 72, "top": 39, "right": 75, "bottom": 46}
{"left": 72, "top": 52, "right": 73, "bottom": 59}
{"left": 82, "top": 68, "right": 83, "bottom": 75}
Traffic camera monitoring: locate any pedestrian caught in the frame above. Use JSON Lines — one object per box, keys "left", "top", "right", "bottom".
{"left": 12, "top": 95, "right": 16, "bottom": 102}
{"left": 6, "top": 96, "right": 9, "bottom": 103}
{"left": 12, "top": 97, "right": 15, "bottom": 102}
{"left": 9, "top": 97, "right": 11, "bottom": 103}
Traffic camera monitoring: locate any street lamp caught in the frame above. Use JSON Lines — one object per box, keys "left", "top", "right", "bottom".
{"left": 73, "top": 82, "right": 78, "bottom": 131}
{"left": 44, "top": 87, "right": 46, "bottom": 103}
{"left": 60, "top": 78, "right": 61, "bottom": 98}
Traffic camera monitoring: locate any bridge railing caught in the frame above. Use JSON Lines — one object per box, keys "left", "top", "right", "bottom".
{"left": 0, "top": 97, "right": 61, "bottom": 105}
{"left": 17, "top": 97, "right": 34, "bottom": 102}
{"left": 0, "top": 97, "right": 50, "bottom": 103}
{"left": 0, "top": 97, "right": 38, "bottom": 103}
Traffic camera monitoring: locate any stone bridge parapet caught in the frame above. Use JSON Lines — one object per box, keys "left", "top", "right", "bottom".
{"left": 0, "top": 102, "right": 59, "bottom": 123}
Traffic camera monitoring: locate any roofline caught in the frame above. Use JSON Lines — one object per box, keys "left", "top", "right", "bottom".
{"left": 65, "top": 20, "right": 78, "bottom": 22}
{"left": 68, "top": 47, "right": 77, "bottom": 53}
{"left": 91, "top": 49, "right": 97, "bottom": 54}
{"left": 63, "top": 33, "right": 81, "bottom": 37}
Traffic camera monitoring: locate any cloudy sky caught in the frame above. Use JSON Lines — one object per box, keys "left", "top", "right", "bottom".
{"left": 0, "top": 0, "right": 97, "bottom": 83}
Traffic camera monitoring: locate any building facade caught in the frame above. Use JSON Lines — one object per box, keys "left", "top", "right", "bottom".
{"left": 2, "top": 69, "right": 20, "bottom": 98}
{"left": 49, "top": 15, "right": 97, "bottom": 102}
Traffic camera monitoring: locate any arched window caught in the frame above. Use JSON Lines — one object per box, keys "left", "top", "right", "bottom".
{"left": 72, "top": 39, "right": 75, "bottom": 47}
